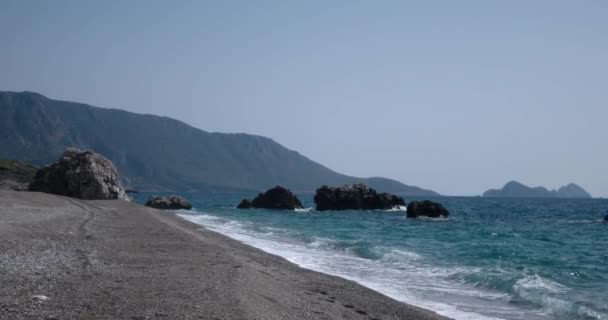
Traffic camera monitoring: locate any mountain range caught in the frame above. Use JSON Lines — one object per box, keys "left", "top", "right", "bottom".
{"left": 0, "top": 91, "right": 438, "bottom": 195}
{"left": 483, "top": 181, "right": 591, "bottom": 199}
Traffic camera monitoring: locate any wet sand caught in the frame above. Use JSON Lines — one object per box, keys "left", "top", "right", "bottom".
{"left": 0, "top": 190, "right": 448, "bottom": 320}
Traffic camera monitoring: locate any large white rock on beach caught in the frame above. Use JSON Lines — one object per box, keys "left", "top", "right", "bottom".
{"left": 29, "top": 148, "right": 130, "bottom": 200}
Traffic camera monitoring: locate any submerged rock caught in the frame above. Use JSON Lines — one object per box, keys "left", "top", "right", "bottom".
{"left": 29, "top": 148, "right": 130, "bottom": 200}
{"left": 237, "top": 199, "right": 252, "bottom": 209}
{"left": 604, "top": 214, "right": 608, "bottom": 222}
{"left": 406, "top": 200, "right": 449, "bottom": 218}
{"left": 238, "top": 186, "right": 303, "bottom": 210}
{"left": 145, "top": 195, "right": 192, "bottom": 210}
{"left": 314, "top": 183, "right": 405, "bottom": 211}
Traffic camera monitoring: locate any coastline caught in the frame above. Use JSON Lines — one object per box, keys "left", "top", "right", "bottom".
{"left": 0, "top": 191, "right": 448, "bottom": 320}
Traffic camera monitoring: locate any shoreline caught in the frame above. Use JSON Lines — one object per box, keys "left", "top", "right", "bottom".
{"left": 0, "top": 191, "right": 448, "bottom": 320}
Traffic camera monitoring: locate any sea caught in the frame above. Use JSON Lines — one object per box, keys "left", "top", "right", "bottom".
{"left": 134, "top": 193, "right": 608, "bottom": 320}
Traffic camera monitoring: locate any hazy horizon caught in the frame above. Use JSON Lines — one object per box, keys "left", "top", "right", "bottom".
{"left": 2, "top": 1, "right": 607, "bottom": 197}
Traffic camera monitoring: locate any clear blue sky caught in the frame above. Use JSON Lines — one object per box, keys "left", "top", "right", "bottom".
{"left": 2, "top": 1, "right": 607, "bottom": 197}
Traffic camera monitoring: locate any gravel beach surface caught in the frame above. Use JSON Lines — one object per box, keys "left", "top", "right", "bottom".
{"left": 0, "top": 191, "right": 448, "bottom": 320}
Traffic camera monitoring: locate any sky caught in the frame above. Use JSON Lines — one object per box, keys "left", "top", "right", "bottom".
{"left": 1, "top": 1, "right": 607, "bottom": 197}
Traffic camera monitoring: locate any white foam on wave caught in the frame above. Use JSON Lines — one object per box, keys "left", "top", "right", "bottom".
{"left": 292, "top": 206, "right": 406, "bottom": 213}
{"left": 512, "top": 274, "right": 579, "bottom": 317}
{"left": 381, "top": 248, "right": 422, "bottom": 262}
{"left": 514, "top": 274, "right": 566, "bottom": 294}
{"left": 306, "top": 236, "right": 338, "bottom": 249}
{"left": 559, "top": 219, "right": 597, "bottom": 224}
{"left": 178, "top": 212, "right": 552, "bottom": 320}
{"left": 384, "top": 205, "right": 407, "bottom": 212}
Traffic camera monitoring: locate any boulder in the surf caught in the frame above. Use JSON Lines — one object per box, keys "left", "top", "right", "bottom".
{"left": 145, "top": 195, "right": 192, "bottom": 210}
{"left": 238, "top": 186, "right": 303, "bottom": 210}
{"left": 314, "top": 183, "right": 405, "bottom": 211}
{"left": 406, "top": 200, "right": 449, "bottom": 218}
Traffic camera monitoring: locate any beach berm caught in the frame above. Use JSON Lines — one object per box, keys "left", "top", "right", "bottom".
{"left": 0, "top": 190, "right": 447, "bottom": 320}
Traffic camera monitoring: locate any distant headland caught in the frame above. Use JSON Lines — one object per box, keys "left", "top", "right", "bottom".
{"left": 483, "top": 181, "right": 592, "bottom": 199}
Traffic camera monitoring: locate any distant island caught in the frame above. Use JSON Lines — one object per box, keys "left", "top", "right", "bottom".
{"left": 0, "top": 91, "right": 438, "bottom": 196}
{"left": 483, "top": 181, "right": 592, "bottom": 199}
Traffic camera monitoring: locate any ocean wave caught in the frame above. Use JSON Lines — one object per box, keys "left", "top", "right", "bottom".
{"left": 380, "top": 248, "right": 422, "bottom": 262}
{"left": 413, "top": 216, "right": 450, "bottom": 222}
{"left": 514, "top": 274, "right": 567, "bottom": 294}
{"left": 307, "top": 236, "right": 338, "bottom": 249}
{"left": 177, "top": 212, "right": 544, "bottom": 320}
{"left": 510, "top": 274, "right": 591, "bottom": 319}
{"left": 295, "top": 206, "right": 406, "bottom": 213}
{"left": 384, "top": 205, "right": 407, "bottom": 212}
{"left": 561, "top": 219, "right": 597, "bottom": 224}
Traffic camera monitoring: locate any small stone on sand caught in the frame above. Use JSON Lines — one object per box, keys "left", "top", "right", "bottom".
{"left": 32, "top": 295, "right": 50, "bottom": 302}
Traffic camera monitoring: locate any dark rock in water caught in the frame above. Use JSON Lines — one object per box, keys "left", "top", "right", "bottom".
{"left": 145, "top": 195, "right": 192, "bottom": 210}
{"left": 406, "top": 200, "right": 449, "bottom": 218}
{"left": 604, "top": 214, "right": 608, "bottom": 222}
{"left": 314, "top": 183, "right": 405, "bottom": 211}
{"left": 238, "top": 186, "right": 303, "bottom": 210}
{"left": 237, "top": 199, "right": 252, "bottom": 209}
{"left": 29, "top": 148, "right": 130, "bottom": 200}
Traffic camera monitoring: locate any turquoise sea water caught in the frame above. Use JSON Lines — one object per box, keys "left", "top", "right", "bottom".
{"left": 135, "top": 194, "right": 608, "bottom": 320}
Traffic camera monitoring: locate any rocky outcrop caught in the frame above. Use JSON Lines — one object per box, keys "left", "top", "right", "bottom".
{"left": 28, "top": 148, "right": 130, "bottom": 200}
{"left": 238, "top": 186, "right": 303, "bottom": 210}
{"left": 314, "top": 184, "right": 405, "bottom": 211}
{"left": 145, "top": 195, "right": 192, "bottom": 210}
{"left": 406, "top": 200, "right": 449, "bottom": 218}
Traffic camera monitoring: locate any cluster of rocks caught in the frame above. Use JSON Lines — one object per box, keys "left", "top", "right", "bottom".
{"left": 28, "top": 148, "right": 130, "bottom": 200}
{"left": 25, "top": 148, "right": 195, "bottom": 211}
{"left": 237, "top": 186, "right": 303, "bottom": 210}
{"left": 21, "top": 147, "right": 450, "bottom": 218}
{"left": 145, "top": 195, "right": 193, "bottom": 210}
{"left": 314, "top": 184, "right": 405, "bottom": 211}
{"left": 237, "top": 184, "right": 449, "bottom": 218}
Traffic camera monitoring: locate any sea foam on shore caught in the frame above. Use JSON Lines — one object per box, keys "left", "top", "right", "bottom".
{"left": 179, "top": 212, "right": 546, "bottom": 320}
{"left": 157, "top": 193, "right": 608, "bottom": 320}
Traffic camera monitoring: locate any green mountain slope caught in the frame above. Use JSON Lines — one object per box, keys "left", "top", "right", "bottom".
{"left": 0, "top": 91, "right": 438, "bottom": 195}
{"left": 0, "top": 160, "right": 37, "bottom": 183}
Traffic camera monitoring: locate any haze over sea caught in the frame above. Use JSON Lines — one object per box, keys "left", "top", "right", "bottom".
{"left": 135, "top": 193, "right": 608, "bottom": 320}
